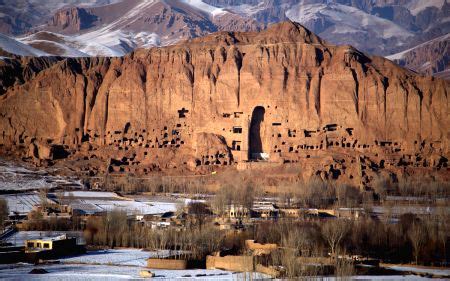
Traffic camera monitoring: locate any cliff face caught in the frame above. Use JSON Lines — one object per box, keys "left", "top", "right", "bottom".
{"left": 0, "top": 22, "right": 448, "bottom": 185}
{"left": 50, "top": 7, "right": 98, "bottom": 33}
{"left": 388, "top": 34, "right": 449, "bottom": 78}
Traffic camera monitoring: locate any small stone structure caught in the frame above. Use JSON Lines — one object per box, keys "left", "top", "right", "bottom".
{"left": 147, "top": 258, "right": 187, "bottom": 270}
{"left": 245, "top": 240, "right": 277, "bottom": 255}
{"left": 206, "top": 254, "right": 253, "bottom": 272}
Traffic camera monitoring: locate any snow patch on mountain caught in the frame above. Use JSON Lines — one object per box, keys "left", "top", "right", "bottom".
{"left": 286, "top": 3, "right": 414, "bottom": 40}
{"left": 226, "top": 2, "right": 272, "bottom": 16}
{"left": 0, "top": 33, "right": 48, "bottom": 56}
{"left": 14, "top": 29, "right": 160, "bottom": 57}
{"left": 386, "top": 33, "right": 450, "bottom": 60}
{"left": 180, "top": 0, "right": 227, "bottom": 17}
{"left": 406, "top": 0, "right": 446, "bottom": 16}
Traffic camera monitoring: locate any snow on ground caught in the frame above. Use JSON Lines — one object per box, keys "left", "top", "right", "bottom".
{"left": 0, "top": 193, "right": 51, "bottom": 216}
{"left": 371, "top": 205, "right": 450, "bottom": 217}
{"left": 0, "top": 159, "right": 83, "bottom": 191}
{"left": 385, "top": 265, "right": 450, "bottom": 277}
{"left": 71, "top": 199, "right": 178, "bottom": 215}
{"left": 61, "top": 249, "right": 159, "bottom": 267}
{"left": 180, "top": 0, "right": 227, "bottom": 17}
{"left": 0, "top": 263, "right": 270, "bottom": 280}
{"left": 62, "top": 191, "right": 120, "bottom": 198}
{"left": 54, "top": 191, "right": 179, "bottom": 215}
{"left": 286, "top": 3, "right": 414, "bottom": 40}
{"left": 325, "top": 276, "right": 447, "bottom": 280}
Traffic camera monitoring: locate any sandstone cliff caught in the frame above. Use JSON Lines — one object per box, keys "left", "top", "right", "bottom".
{"left": 50, "top": 7, "right": 98, "bottom": 33}
{"left": 0, "top": 22, "right": 448, "bottom": 186}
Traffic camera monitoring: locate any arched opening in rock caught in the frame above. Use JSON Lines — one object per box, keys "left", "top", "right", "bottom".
{"left": 249, "top": 106, "right": 266, "bottom": 161}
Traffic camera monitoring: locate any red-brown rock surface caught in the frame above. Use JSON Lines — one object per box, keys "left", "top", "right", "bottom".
{"left": 50, "top": 7, "right": 98, "bottom": 33}
{"left": 0, "top": 22, "right": 448, "bottom": 186}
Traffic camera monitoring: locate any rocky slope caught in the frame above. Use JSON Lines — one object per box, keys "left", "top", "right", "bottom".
{"left": 0, "top": 22, "right": 448, "bottom": 187}
{"left": 1, "top": 1, "right": 448, "bottom": 61}
{"left": 208, "top": 0, "right": 450, "bottom": 76}
{"left": 1, "top": 0, "right": 261, "bottom": 57}
{"left": 387, "top": 34, "right": 449, "bottom": 78}
{"left": 0, "top": 0, "right": 121, "bottom": 35}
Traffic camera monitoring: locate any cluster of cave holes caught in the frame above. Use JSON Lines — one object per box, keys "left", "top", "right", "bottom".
{"left": 196, "top": 153, "right": 229, "bottom": 166}
{"left": 101, "top": 123, "right": 187, "bottom": 152}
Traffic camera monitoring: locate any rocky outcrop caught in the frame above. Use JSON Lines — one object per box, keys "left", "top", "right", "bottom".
{"left": 388, "top": 34, "right": 449, "bottom": 78}
{"left": 50, "top": 7, "right": 98, "bottom": 33}
{"left": 0, "top": 22, "right": 448, "bottom": 186}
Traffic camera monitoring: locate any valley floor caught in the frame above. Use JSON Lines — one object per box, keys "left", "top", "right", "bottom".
{"left": 0, "top": 248, "right": 269, "bottom": 280}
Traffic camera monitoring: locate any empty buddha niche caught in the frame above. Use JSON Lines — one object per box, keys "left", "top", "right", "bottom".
{"left": 249, "top": 106, "right": 268, "bottom": 161}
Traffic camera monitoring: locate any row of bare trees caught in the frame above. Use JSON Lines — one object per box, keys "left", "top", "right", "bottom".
{"left": 84, "top": 209, "right": 224, "bottom": 259}
{"left": 254, "top": 214, "right": 449, "bottom": 267}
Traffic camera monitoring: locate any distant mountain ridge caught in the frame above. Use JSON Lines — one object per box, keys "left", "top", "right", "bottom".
{"left": 0, "top": 0, "right": 448, "bottom": 77}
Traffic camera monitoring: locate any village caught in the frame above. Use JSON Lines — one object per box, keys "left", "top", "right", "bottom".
{"left": 0, "top": 174, "right": 449, "bottom": 280}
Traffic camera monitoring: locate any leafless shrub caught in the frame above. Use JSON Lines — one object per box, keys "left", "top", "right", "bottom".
{"left": 322, "top": 219, "right": 351, "bottom": 259}
{"left": 408, "top": 221, "right": 427, "bottom": 264}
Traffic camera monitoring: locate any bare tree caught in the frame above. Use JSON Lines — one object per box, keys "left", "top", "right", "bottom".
{"left": 85, "top": 216, "right": 99, "bottom": 244}
{"left": 322, "top": 219, "right": 350, "bottom": 259}
{"left": 436, "top": 207, "right": 449, "bottom": 263}
{"left": 408, "top": 222, "right": 427, "bottom": 264}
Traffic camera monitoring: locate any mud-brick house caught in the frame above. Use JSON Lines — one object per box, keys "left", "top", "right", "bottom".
{"left": 251, "top": 203, "right": 279, "bottom": 220}
{"left": 279, "top": 207, "right": 301, "bottom": 218}
{"left": 143, "top": 212, "right": 187, "bottom": 229}
{"left": 226, "top": 205, "right": 250, "bottom": 220}
{"left": 224, "top": 203, "right": 280, "bottom": 221}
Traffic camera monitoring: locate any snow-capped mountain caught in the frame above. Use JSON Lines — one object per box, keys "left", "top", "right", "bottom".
{"left": 285, "top": 2, "right": 415, "bottom": 54}
{"left": 0, "top": 0, "right": 448, "bottom": 78}
{"left": 387, "top": 33, "right": 449, "bottom": 79}
{"left": 1, "top": 0, "right": 259, "bottom": 57}
{"left": 0, "top": 0, "right": 122, "bottom": 35}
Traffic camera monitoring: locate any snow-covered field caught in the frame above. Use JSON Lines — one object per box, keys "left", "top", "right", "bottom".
{"left": 54, "top": 191, "right": 180, "bottom": 215}
{"left": 61, "top": 249, "right": 159, "bottom": 267}
{"left": 0, "top": 248, "right": 270, "bottom": 280}
{"left": 0, "top": 248, "right": 446, "bottom": 280}
{"left": 0, "top": 263, "right": 443, "bottom": 280}
{"left": 0, "top": 263, "right": 270, "bottom": 280}
{"left": 61, "top": 191, "right": 120, "bottom": 198}
{"left": 0, "top": 193, "right": 45, "bottom": 216}
{"left": 0, "top": 160, "right": 82, "bottom": 192}
{"left": 385, "top": 265, "right": 450, "bottom": 277}
{"left": 67, "top": 198, "right": 178, "bottom": 216}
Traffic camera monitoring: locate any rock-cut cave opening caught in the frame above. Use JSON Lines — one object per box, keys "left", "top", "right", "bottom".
{"left": 249, "top": 106, "right": 266, "bottom": 161}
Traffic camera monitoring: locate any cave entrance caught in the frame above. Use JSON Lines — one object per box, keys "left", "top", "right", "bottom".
{"left": 249, "top": 106, "right": 267, "bottom": 161}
